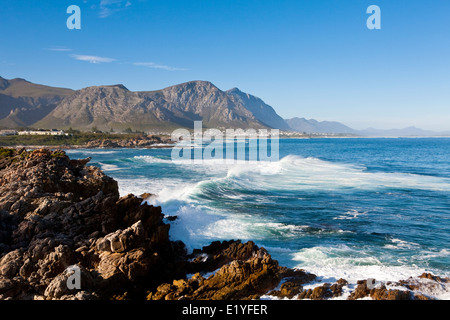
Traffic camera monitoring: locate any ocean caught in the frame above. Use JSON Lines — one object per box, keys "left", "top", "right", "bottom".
{"left": 66, "top": 138, "right": 450, "bottom": 298}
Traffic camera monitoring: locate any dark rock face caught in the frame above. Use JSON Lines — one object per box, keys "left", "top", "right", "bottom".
{"left": 0, "top": 148, "right": 183, "bottom": 299}
{"left": 268, "top": 269, "right": 317, "bottom": 299}
{"left": 148, "top": 240, "right": 282, "bottom": 300}
{"left": 348, "top": 280, "right": 412, "bottom": 300}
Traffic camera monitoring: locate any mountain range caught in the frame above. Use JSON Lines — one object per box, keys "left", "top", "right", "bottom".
{"left": 0, "top": 76, "right": 447, "bottom": 136}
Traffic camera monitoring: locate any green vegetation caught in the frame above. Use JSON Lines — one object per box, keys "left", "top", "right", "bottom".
{"left": 0, "top": 132, "right": 158, "bottom": 147}
{"left": 0, "top": 147, "right": 14, "bottom": 158}
{"left": 51, "top": 151, "right": 66, "bottom": 158}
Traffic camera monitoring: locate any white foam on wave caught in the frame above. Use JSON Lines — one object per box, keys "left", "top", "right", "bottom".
{"left": 272, "top": 155, "right": 450, "bottom": 192}
{"left": 334, "top": 209, "right": 368, "bottom": 220}
{"left": 288, "top": 245, "right": 450, "bottom": 300}
{"left": 163, "top": 204, "right": 225, "bottom": 251}
{"left": 65, "top": 149, "right": 118, "bottom": 155}
{"left": 291, "top": 245, "right": 449, "bottom": 283}
{"left": 129, "top": 154, "right": 450, "bottom": 192}
{"left": 116, "top": 177, "right": 194, "bottom": 199}
{"left": 99, "top": 162, "right": 121, "bottom": 171}
{"left": 133, "top": 155, "right": 173, "bottom": 164}
{"left": 383, "top": 238, "right": 421, "bottom": 250}
{"left": 160, "top": 202, "right": 353, "bottom": 254}
{"left": 414, "top": 248, "right": 450, "bottom": 259}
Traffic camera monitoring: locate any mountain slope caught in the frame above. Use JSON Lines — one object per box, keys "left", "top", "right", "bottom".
{"left": 143, "top": 81, "right": 267, "bottom": 129}
{"left": 0, "top": 76, "right": 73, "bottom": 128}
{"left": 226, "top": 88, "right": 291, "bottom": 130}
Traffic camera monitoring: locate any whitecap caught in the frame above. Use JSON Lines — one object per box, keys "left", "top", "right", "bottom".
{"left": 291, "top": 245, "right": 450, "bottom": 295}
{"left": 99, "top": 162, "right": 121, "bottom": 171}
{"left": 334, "top": 209, "right": 368, "bottom": 220}
{"left": 65, "top": 149, "right": 118, "bottom": 155}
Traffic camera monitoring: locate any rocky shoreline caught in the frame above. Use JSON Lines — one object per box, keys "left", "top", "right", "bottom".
{"left": 82, "top": 135, "right": 174, "bottom": 149}
{"left": 2, "top": 135, "right": 175, "bottom": 150}
{"left": 0, "top": 148, "right": 448, "bottom": 300}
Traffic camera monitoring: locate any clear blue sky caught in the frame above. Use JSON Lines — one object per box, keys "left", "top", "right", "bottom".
{"left": 1, "top": 0, "right": 449, "bottom": 130}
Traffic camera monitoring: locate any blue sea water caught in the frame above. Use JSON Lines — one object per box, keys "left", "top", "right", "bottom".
{"left": 66, "top": 138, "right": 450, "bottom": 293}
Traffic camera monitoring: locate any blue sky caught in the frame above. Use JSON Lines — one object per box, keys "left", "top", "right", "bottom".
{"left": 1, "top": 0, "right": 449, "bottom": 130}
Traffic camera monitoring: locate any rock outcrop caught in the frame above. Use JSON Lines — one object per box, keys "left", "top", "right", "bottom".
{"left": 0, "top": 148, "right": 184, "bottom": 299}
{"left": 147, "top": 240, "right": 283, "bottom": 300}
{"left": 84, "top": 135, "right": 173, "bottom": 149}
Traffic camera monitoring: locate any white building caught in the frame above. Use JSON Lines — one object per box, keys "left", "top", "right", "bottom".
{"left": 18, "top": 129, "right": 68, "bottom": 136}
{"left": 0, "top": 130, "right": 18, "bottom": 136}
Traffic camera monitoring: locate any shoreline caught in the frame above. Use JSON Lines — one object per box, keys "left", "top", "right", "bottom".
{"left": 0, "top": 147, "right": 448, "bottom": 300}
{"left": 9, "top": 144, "right": 176, "bottom": 150}
{"left": 4, "top": 135, "right": 450, "bottom": 151}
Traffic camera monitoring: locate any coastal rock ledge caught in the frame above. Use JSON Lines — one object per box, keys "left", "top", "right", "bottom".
{"left": 0, "top": 148, "right": 448, "bottom": 300}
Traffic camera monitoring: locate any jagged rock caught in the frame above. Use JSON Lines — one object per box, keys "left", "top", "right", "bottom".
{"left": 269, "top": 269, "right": 317, "bottom": 299}
{"left": 297, "top": 283, "right": 333, "bottom": 300}
{"left": 0, "top": 148, "right": 182, "bottom": 299}
{"left": 418, "top": 273, "right": 449, "bottom": 283}
{"left": 348, "top": 280, "right": 413, "bottom": 300}
{"left": 186, "top": 240, "right": 257, "bottom": 275}
{"left": 330, "top": 278, "right": 348, "bottom": 297}
{"left": 96, "top": 221, "right": 144, "bottom": 253}
{"left": 347, "top": 280, "right": 371, "bottom": 300}
{"left": 278, "top": 281, "right": 303, "bottom": 299}
{"left": 0, "top": 249, "right": 22, "bottom": 277}
{"left": 148, "top": 243, "right": 282, "bottom": 300}
{"left": 44, "top": 265, "right": 95, "bottom": 299}
{"left": 370, "top": 286, "right": 412, "bottom": 300}
{"left": 139, "top": 193, "right": 153, "bottom": 199}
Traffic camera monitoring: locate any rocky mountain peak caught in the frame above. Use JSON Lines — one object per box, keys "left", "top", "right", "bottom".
{"left": 226, "top": 87, "right": 241, "bottom": 93}
{"left": 163, "top": 80, "right": 219, "bottom": 93}
{"left": 105, "top": 84, "right": 129, "bottom": 91}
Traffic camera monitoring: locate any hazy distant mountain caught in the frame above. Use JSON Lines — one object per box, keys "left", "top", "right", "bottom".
{"left": 285, "top": 117, "right": 358, "bottom": 134}
{"left": 358, "top": 126, "right": 442, "bottom": 137}
{"left": 284, "top": 118, "right": 449, "bottom": 136}
{"left": 0, "top": 76, "right": 73, "bottom": 127}
{"left": 36, "top": 81, "right": 272, "bottom": 131}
